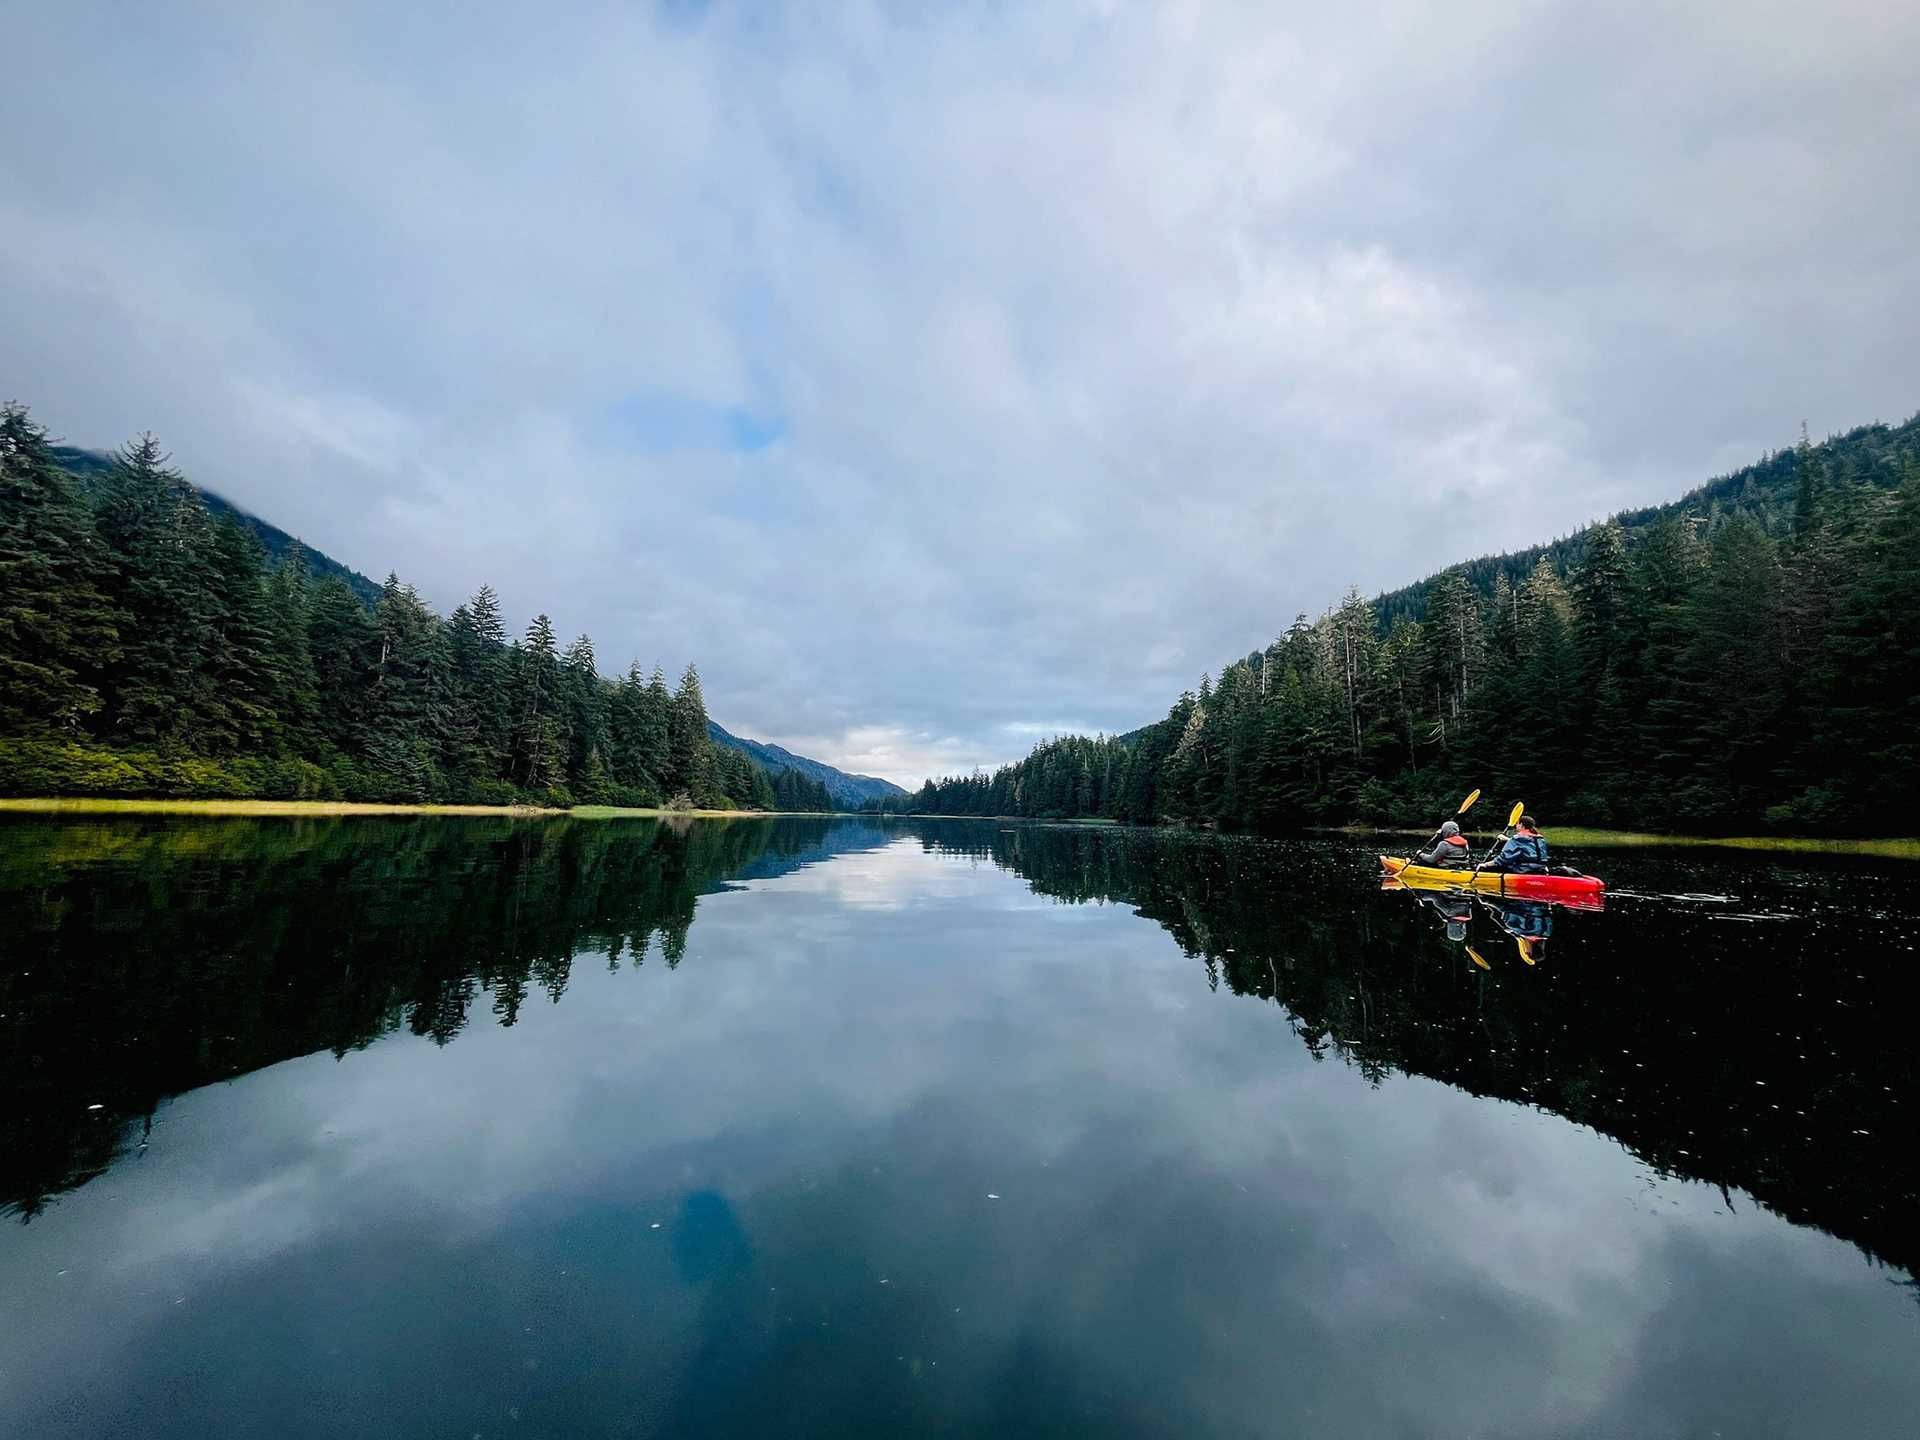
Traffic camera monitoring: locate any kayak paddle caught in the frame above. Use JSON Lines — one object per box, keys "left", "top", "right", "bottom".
{"left": 1466, "top": 945, "right": 1491, "bottom": 971}
{"left": 1473, "top": 802, "right": 1525, "bottom": 877}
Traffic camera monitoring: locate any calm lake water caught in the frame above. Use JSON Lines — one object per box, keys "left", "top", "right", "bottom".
{"left": 2, "top": 815, "right": 1915, "bottom": 1438}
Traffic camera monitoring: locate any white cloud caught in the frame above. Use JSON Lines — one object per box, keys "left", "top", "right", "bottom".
{"left": 3, "top": 1, "right": 1917, "bottom": 784}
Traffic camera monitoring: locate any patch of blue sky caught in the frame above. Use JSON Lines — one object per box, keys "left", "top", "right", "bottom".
{"left": 600, "top": 391, "right": 787, "bottom": 454}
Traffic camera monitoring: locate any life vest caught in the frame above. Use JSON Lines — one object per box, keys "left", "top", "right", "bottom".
{"left": 1498, "top": 828, "right": 1549, "bottom": 874}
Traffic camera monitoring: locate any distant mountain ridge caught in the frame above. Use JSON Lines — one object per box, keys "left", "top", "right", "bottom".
{"left": 51, "top": 443, "right": 903, "bottom": 806}
{"left": 706, "top": 722, "right": 906, "bottom": 806}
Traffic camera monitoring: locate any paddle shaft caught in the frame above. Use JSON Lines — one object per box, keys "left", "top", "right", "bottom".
{"left": 1472, "top": 802, "right": 1527, "bottom": 880}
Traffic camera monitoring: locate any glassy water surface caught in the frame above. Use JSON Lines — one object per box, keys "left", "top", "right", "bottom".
{"left": 2, "top": 815, "right": 1915, "bottom": 1438}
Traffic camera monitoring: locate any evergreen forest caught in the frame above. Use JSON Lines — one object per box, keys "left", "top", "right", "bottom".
{"left": 883, "top": 416, "right": 1920, "bottom": 835}
{"left": 0, "top": 403, "right": 836, "bottom": 810}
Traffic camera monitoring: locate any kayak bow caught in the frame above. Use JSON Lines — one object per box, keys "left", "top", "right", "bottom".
{"left": 1379, "top": 855, "right": 1604, "bottom": 908}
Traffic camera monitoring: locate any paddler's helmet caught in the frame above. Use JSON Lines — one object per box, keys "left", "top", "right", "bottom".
{"left": 1439, "top": 820, "right": 1461, "bottom": 837}
{"left": 1446, "top": 919, "right": 1467, "bottom": 942}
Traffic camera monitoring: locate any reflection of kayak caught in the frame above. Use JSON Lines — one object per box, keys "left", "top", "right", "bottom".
{"left": 1380, "top": 856, "right": 1605, "bottom": 908}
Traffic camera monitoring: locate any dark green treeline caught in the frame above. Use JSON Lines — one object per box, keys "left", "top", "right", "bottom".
{"left": 886, "top": 418, "right": 1920, "bottom": 834}
{"left": 0, "top": 404, "right": 835, "bottom": 810}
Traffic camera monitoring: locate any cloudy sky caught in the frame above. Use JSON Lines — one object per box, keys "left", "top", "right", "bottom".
{"left": 5, "top": 2, "right": 1918, "bottom": 785}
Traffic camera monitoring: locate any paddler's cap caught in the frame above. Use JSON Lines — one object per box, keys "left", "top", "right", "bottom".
{"left": 1446, "top": 920, "right": 1467, "bottom": 942}
{"left": 1439, "top": 820, "right": 1460, "bottom": 837}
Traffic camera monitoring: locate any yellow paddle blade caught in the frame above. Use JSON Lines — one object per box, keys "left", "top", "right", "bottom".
{"left": 1517, "top": 939, "right": 1537, "bottom": 966}
{"left": 1467, "top": 946, "right": 1490, "bottom": 970}
{"left": 1458, "top": 788, "right": 1481, "bottom": 815}
{"left": 1507, "top": 801, "right": 1524, "bottom": 828}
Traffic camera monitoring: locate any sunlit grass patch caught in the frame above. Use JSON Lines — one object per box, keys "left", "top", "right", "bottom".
{"left": 566, "top": 806, "right": 780, "bottom": 819}
{"left": 0, "top": 797, "right": 560, "bottom": 819}
{"left": 1547, "top": 827, "right": 1920, "bottom": 860}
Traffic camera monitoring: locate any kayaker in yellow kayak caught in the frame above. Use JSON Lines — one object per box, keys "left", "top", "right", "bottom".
{"left": 1414, "top": 819, "right": 1473, "bottom": 869}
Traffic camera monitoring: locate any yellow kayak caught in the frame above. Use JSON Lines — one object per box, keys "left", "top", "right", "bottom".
{"left": 1380, "top": 855, "right": 1604, "bottom": 908}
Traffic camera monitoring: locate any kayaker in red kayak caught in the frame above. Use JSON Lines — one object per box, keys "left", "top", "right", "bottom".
{"left": 1414, "top": 820, "right": 1473, "bottom": 869}
{"left": 1488, "top": 814, "right": 1549, "bottom": 874}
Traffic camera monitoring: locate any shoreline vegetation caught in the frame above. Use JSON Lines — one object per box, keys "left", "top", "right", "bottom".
{"left": 0, "top": 797, "right": 827, "bottom": 820}
{"left": 5, "top": 798, "right": 1911, "bottom": 859}
{"left": 0, "top": 403, "right": 846, "bottom": 817}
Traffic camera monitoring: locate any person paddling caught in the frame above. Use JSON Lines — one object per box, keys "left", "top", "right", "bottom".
{"left": 1489, "top": 814, "right": 1550, "bottom": 874}
{"left": 1414, "top": 820, "right": 1473, "bottom": 870}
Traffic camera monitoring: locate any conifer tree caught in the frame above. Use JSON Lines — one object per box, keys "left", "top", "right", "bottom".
{"left": 561, "top": 634, "right": 608, "bottom": 790}
{"left": 467, "top": 584, "right": 511, "bottom": 769}
{"left": 510, "top": 614, "right": 565, "bottom": 794}
{"left": 93, "top": 434, "right": 215, "bottom": 746}
{"left": 1571, "top": 522, "right": 1629, "bottom": 690}
{"left": 642, "top": 665, "right": 673, "bottom": 786}
{"left": 307, "top": 575, "right": 378, "bottom": 756}
{"left": 748, "top": 760, "right": 777, "bottom": 810}
{"left": 265, "top": 542, "right": 321, "bottom": 753}
{"left": 201, "top": 516, "right": 282, "bottom": 754}
{"left": 1814, "top": 464, "right": 1920, "bottom": 814}
{"left": 0, "top": 403, "right": 119, "bottom": 733}
{"left": 668, "top": 663, "right": 712, "bottom": 803}
{"left": 608, "top": 661, "right": 655, "bottom": 795}
{"left": 364, "top": 574, "right": 449, "bottom": 796}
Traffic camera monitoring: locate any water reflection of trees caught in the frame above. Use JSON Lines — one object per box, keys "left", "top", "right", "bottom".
{"left": 5, "top": 816, "right": 1912, "bottom": 1289}
{"left": 916, "top": 822, "right": 1919, "bottom": 1282}
{"left": 0, "top": 815, "right": 884, "bottom": 1220}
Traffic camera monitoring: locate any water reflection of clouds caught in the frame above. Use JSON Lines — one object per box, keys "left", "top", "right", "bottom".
{"left": 742, "top": 835, "right": 1034, "bottom": 911}
{"left": 3, "top": 838, "right": 1915, "bottom": 1439}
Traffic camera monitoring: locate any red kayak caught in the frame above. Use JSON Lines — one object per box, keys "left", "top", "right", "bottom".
{"left": 1380, "top": 855, "right": 1605, "bottom": 907}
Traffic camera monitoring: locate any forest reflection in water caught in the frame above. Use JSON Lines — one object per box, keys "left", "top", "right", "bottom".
{"left": 1, "top": 813, "right": 1915, "bottom": 1438}
{"left": 5, "top": 814, "right": 1913, "bottom": 1274}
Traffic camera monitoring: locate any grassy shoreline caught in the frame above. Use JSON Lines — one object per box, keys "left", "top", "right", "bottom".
{"left": 0, "top": 798, "right": 822, "bottom": 821}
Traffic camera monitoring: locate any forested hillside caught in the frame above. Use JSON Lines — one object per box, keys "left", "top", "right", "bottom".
{"left": 0, "top": 404, "right": 835, "bottom": 810}
{"left": 883, "top": 415, "right": 1920, "bottom": 834}
{"left": 1373, "top": 414, "right": 1920, "bottom": 632}
{"left": 49, "top": 444, "right": 385, "bottom": 607}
